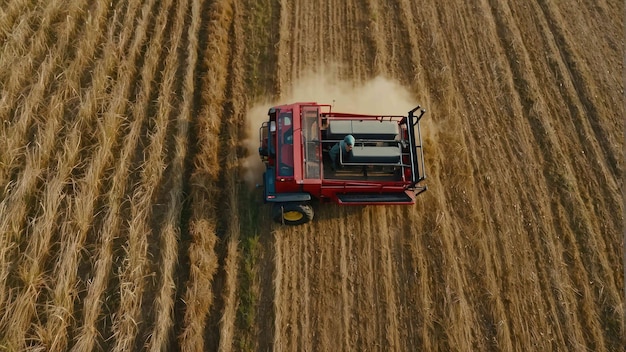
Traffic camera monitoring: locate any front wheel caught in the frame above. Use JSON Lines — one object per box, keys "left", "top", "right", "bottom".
{"left": 272, "top": 202, "right": 314, "bottom": 225}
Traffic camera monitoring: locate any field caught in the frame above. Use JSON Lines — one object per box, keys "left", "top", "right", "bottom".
{"left": 0, "top": 0, "right": 623, "bottom": 351}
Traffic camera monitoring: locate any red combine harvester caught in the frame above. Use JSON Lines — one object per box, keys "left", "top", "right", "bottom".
{"left": 258, "top": 102, "right": 427, "bottom": 225}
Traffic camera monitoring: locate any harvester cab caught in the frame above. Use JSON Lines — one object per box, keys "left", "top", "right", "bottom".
{"left": 258, "top": 102, "right": 426, "bottom": 225}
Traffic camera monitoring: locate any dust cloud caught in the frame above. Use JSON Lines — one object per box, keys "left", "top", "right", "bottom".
{"left": 241, "top": 71, "right": 418, "bottom": 189}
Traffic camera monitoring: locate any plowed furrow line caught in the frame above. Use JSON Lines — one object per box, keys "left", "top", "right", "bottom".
{"left": 396, "top": 206, "right": 429, "bottom": 350}
{"left": 292, "top": 0, "right": 308, "bottom": 75}
{"left": 448, "top": 2, "right": 560, "bottom": 345}
{"left": 521, "top": 203, "right": 571, "bottom": 348}
{"left": 387, "top": 209, "right": 409, "bottom": 350}
{"left": 255, "top": 223, "right": 276, "bottom": 352}
{"left": 417, "top": 185, "right": 470, "bottom": 351}
{"left": 0, "top": 3, "right": 47, "bottom": 84}
{"left": 238, "top": 0, "right": 280, "bottom": 98}
{"left": 290, "top": 1, "right": 302, "bottom": 78}
{"left": 296, "top": 1, "right": 324, "bottom": 72}
{"left": 274, "top": 235, "right": 292, "bottom": 352}
{"left": 290, "top": 235, "right": 304, "bottom": 351}
{"left": 524, "top": 0, "right": 621, "bottom": 222}
{"left": 322, "top": 221, "right": 342, "bottom": 349}
{"left": 54, "top": 2, "right": 143, "bottom": 346}
{"left": 353, "top": 0, "right": 377, "bottom": 80}
{"left": 0, "top": 0, "right": 107, "bottom": 335}
{"left": 410, "top": 1, "right": 458, "bottom": 108}
{"left": 396, "top": 0, "right": 423, "bottom": 83}
{"left": 472, "top": 214, "right": 515, "bottom": 349}
{"left": 327, "top": 0, "right": 371, "bottom": 80}
{"left": 408, "top": 200, "right": 441, "bottom": 351}
{"left": 323, "top": 0, "right": 339, "bottom": 70}
{"left": 69, "top": 0, "right": 158, "bottom": 349}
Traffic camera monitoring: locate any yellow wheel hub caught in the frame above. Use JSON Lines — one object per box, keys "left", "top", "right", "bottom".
{"left": 283, "top": 211, "right": 303, "bottom": 221}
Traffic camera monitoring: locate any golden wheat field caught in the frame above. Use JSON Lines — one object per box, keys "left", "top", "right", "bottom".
{"left": 0, "top": 0, "right": 623, "bottom": 351}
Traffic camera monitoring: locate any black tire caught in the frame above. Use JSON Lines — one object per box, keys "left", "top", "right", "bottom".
{"left": 272, "top": 202, "right": 314, "bottom": 225}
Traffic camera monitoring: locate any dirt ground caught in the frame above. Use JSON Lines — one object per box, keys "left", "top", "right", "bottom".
{"left": 0, "top": 0, "right": 623, "bottom": 351}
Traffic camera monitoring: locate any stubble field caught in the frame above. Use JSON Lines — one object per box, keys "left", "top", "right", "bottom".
{"left": 0, "top": 0, "right": 623, "bottom": 351}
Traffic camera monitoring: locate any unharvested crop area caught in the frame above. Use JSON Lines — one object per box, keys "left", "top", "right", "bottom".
{"left": 0, "top": 0, "right": 623, "bottom": 351}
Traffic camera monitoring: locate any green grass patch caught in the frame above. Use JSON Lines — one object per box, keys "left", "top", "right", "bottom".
{"left": 236, "top": 186, "right": 262, "bottom": 351}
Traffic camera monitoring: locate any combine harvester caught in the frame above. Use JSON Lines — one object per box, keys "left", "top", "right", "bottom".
{"left": 258, "top": 102, "right": 427, "bottom": 225}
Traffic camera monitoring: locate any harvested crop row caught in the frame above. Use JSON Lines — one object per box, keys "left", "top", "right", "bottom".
{"left": 39, "top": 2, "right": 123, "bottom": 349}
{"left": 70, "top": 0, "right": 159, "bottom": 349}
{"left": 0, "top": 0, "right": 36, "bottom": 41}
{"left": 212, "top": 0, "right": 252, "bottom": 349}
{"left": 0, "top": 0, "right": 90, "bottom": 335}
{"left": 109, "top": 0, "right": 178, "bottom": 350}
{"left": 177, "top": 0, "right": 232, "bottom": 350}
{"left": 0, "top": 1, "right": 84, "bottom": 170}
{"left": 146, "top": 0, "right": 198, "bottom": 349}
